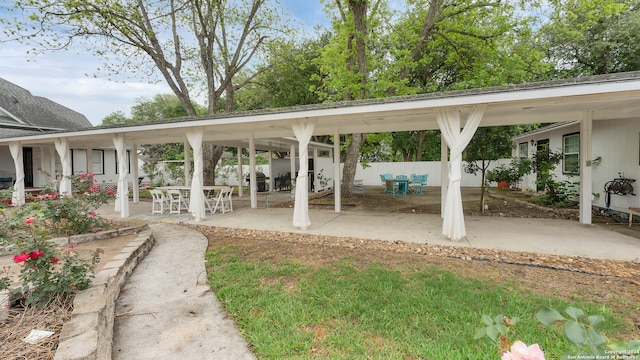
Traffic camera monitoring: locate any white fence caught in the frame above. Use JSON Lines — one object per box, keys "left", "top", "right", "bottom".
{"left": 349, "top": 160, "right": 510, "bottom": 187}
{"left": 214, "top": 160, "right": 512, "bottom": 189}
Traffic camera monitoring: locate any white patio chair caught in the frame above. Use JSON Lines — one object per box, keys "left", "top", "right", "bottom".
{"left": 150, "top": 189, "right": 168, "bottom": 214}
{"left": 205, "top": 188, "right": 222, "bottom": 213}
{"left": 212, "top": 187, "right": 233, "bottom": 214}
{"left": 221, "top": 187, "right": 233, "bottom": 213}
{"left": 167, "top": 189, "right": 184, "bottom": 214}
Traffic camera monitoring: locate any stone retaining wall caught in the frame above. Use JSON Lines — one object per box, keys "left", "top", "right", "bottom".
{"left": 54, "top": 224, "right": 154, "bottom": 360}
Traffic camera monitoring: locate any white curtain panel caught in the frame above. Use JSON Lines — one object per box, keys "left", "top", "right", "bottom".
{"left": 112, "top": 134, "right": 129, "bottom": 217}
{"left": 9, "top": 142, "right": 25, "bottom": 206}
{"left": 436, "top": 105, "right": 486, "bottom": 241}
{"left": 186, "top": 127, "right": 206, "bottom": 221}
{"left": 292, "top": 120, "right": 316, "bottom": 229}
{"left": 54, "top": 138, "right": 73, "bottom": 195}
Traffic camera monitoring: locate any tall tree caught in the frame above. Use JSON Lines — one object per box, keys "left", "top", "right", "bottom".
{"left": 538, "top": 0, "right": 640, "bottom": 77}
{"left": 316, "top": 0, "right": 390, "bottom": 197}
{"left": 2, "top": 0, "right": 289, "bottom": 184}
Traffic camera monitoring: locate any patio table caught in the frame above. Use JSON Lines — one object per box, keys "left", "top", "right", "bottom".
{"left": 389, "top": 178, "right": 409, "bottom": 198}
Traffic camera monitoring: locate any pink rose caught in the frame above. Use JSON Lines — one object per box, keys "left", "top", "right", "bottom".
{"left": 13, "top": 252, "right": 30, "bottom": 263}
{"left": 502, "top": 341, "right": 545, "bottom": 360}
{"left": 91, "top": 211, "right": 97, "bottom": 217}
{"left": 29, "top": 249, "right": 44, "bottom": 260}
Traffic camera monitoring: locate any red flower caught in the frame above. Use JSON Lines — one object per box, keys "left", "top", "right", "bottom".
{"left": 25, "top": 217, "right": 33, "bottom": 225}
{"left": 47, "top": 193, "right": 57, "bottom": 199}
{"left": 89, "top": 185, "right": 100, "bottom": 192}
{"left": 13, "top": 252, "right": 30, "bottom": 263}
{"left": 107, "top": 189, "right": 115, "bottom": 195}
{"left": 91, "top": 211, "right": 97, "bottom": 217}
{"left": 29, "top": 249, "right": 44, "bottom": 260}
{"left": 51, "top": 256, "right": 59, "bottom": 264}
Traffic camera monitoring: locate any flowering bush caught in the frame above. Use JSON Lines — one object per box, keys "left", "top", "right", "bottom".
{"left": 477, "top": 307, "right": 640, "bottom": 358}
{"left": 0, "top": 173, "right": 112, "bottom": 306}
{"left": 1, "top": 215, "right": 102, "bottom": 306}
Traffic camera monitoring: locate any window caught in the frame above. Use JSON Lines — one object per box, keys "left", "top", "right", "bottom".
{"left": 518, "top": 142, "right": 528, "bottom": 158}
{"left": 563, "top": 133, "right": 580, "bottom": 174}
{"left": 92, "top": 150, "right": 104, "bottom": 175}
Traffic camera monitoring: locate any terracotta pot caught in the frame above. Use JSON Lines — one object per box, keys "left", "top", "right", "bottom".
{"left": 497, "top": 180, "right": 510, "bottom": 189}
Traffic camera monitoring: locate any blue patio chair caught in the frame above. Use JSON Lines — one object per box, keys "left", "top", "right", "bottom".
{"left": 412, "top": 174, "right": 428, "bottom": 194}
{"left": 396, "top": 175, "right": 408, "bottom": 195}
{"left": 380, "top": 173, "right": 394, "bottom": 192}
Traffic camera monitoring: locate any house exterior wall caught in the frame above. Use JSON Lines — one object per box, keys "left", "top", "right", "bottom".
{"left": 71, "top": 149, "right": 136, "bottom": 188}
{"left": 515, "top": 118, "right": 640, "bottom": 213}
{"left": 0, "top": 146, "right": 136, "bottom": 190}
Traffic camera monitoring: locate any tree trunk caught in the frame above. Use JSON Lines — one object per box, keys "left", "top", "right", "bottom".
{"left": 416, "top": 130, "right": 425, "bottom": 161}
{"left": 342, "top": 133, "right": 366, "bottom": 197}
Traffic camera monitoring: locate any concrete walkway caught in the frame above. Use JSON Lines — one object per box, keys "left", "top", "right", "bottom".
{"left": 111, "top": 223, "right": 255, "bottom": 360}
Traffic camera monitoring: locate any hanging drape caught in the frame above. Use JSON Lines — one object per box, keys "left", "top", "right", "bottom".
{"left": 54, "top": 138, "right": 72, "bottom": 195}
{"left": 9, "top": 142, "right": 25, "bottom": 206}
{"left": 186, "top": 127, "right": 206, "bottom": 221}
{"left": 436, "top": 105, "right": 486, "bottom": 241}
{"left": 292, "top": 120, "right": 316, "bottom": 229}
{"left": 112, "top": 134, "right": 129, "bottom": 217}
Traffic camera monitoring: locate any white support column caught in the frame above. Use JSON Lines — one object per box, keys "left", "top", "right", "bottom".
{"left": 112, "top": 134, "right": 129, "bottom": 218}
{"left": 249, "top": 135, "right": 257, "bottom": 208}
{"left": 580, "top": 110, "right": 593, "bottom": 224}
{"left": 440, "top": 134, "right": 448, "bottom": 217}
{"left": 268, "top": 150, "right": 274, "bottom": 192}
{"left": 290, "top": 144, "right": 296, "bottom": 198}
{"left": 237, "top": 148, "right": 244, "bottom": 197}
{"left": 131, "top": 141, "right": 139, "bottom": 203}
{"left": 333, "top": 130, "right": 341, "bottom": 213}
{"left": 313, "top": 147, "right": 318, "bottom": 193}
{"left": 9, "top": 142, "right": 25, "bottom": 206}
{"left": 184, "top": 139, "right": 191, "bottom": 186}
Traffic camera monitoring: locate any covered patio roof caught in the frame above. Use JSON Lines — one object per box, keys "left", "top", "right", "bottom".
{"left": 3, "top": 71, "right": 640, "bottom": 240}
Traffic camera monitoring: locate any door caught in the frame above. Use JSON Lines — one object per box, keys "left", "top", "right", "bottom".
{"left": 23, "top": 147, "right": 34, "bottom": 188}
{"left": 535, "top": 139, "right": 549, "bottom": 192}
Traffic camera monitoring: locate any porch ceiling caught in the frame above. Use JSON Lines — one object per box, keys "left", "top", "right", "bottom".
{"left": 2, "top": 72, "right": 640, "bottom": 149}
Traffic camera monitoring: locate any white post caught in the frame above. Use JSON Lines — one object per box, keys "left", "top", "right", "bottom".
{"left": 333, "top": 130, "right": 341, "bottom": 212}
{"left": 268, "top": 150, "right": 273, "bottom": 192}
{"left": 313, "top": 147, "right": 319, "bottom": 192}
{"left": 580, "top": 110, "right": 593, "bottom": 224}
{"left": 184, "top": 139, "right": 191, "bottom": 186}
{"left": 131, "top": 141, "right": 139, "bottom": 203}
{"left": 249, "top": 134, "right": 257, "bottom": 208}
{"left": 440, "top": 134, "right": 448, "bottom": 217}
{"left": 290, "top": 144, "right": 296, "bottom": 198}
{"left": 237, "top": 148, "right": 244, "bottom": 197}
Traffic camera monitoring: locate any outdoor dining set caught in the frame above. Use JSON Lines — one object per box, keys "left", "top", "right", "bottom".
{"left": 149, "top": 185, "right": 234, "bottom": 215}
{"left": 379, "top": 173, "right": 429, "bottom": 198}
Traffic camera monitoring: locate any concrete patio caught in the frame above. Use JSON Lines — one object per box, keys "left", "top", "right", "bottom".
{"left": 101, "top": 187, "right": 640, "bottom": 262}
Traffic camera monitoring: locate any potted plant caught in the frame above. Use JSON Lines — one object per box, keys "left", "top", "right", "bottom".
{"left": 487, "top": 164, "right": 513, "bottom": 188}
{"left": 487, "top": 158, "right": 532, "bottom": 189}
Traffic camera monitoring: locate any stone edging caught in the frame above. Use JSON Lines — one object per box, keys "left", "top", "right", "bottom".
{"left": 53, "top": 225, "right": 154, "bottom": 360}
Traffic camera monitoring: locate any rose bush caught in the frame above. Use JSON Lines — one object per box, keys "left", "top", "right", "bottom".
{"left": 0, "top": 174, "right": 113, "bottom": 306}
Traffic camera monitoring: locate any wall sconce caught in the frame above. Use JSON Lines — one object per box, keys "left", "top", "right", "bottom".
{"left": 530, "top": 139, "right": 536, "bottom": 146}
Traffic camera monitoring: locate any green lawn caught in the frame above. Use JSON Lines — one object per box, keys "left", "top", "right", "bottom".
{"left": 205, "top": 245, "right": 631, "bottom": 359}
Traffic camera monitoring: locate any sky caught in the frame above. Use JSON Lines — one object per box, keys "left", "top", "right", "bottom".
{"left": 0, "top": 0, "right": 330, "bottom": 126}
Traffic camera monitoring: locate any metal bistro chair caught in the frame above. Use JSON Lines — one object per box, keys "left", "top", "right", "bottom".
{"left": 380, "top": 173, "right": 394, "bottom": 193}
{"left": 150, "top": 189, "right": 169, "bottom": 214}
{"left": 412, "top": 174, "right": 428, "bottom": 194}
{"left": 396, "top": 175, "right": 408, "bottom": 196}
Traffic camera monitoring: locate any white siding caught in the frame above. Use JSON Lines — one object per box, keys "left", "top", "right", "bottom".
{"left": 519, "top": 118, "right": 640, "bottom": 212}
